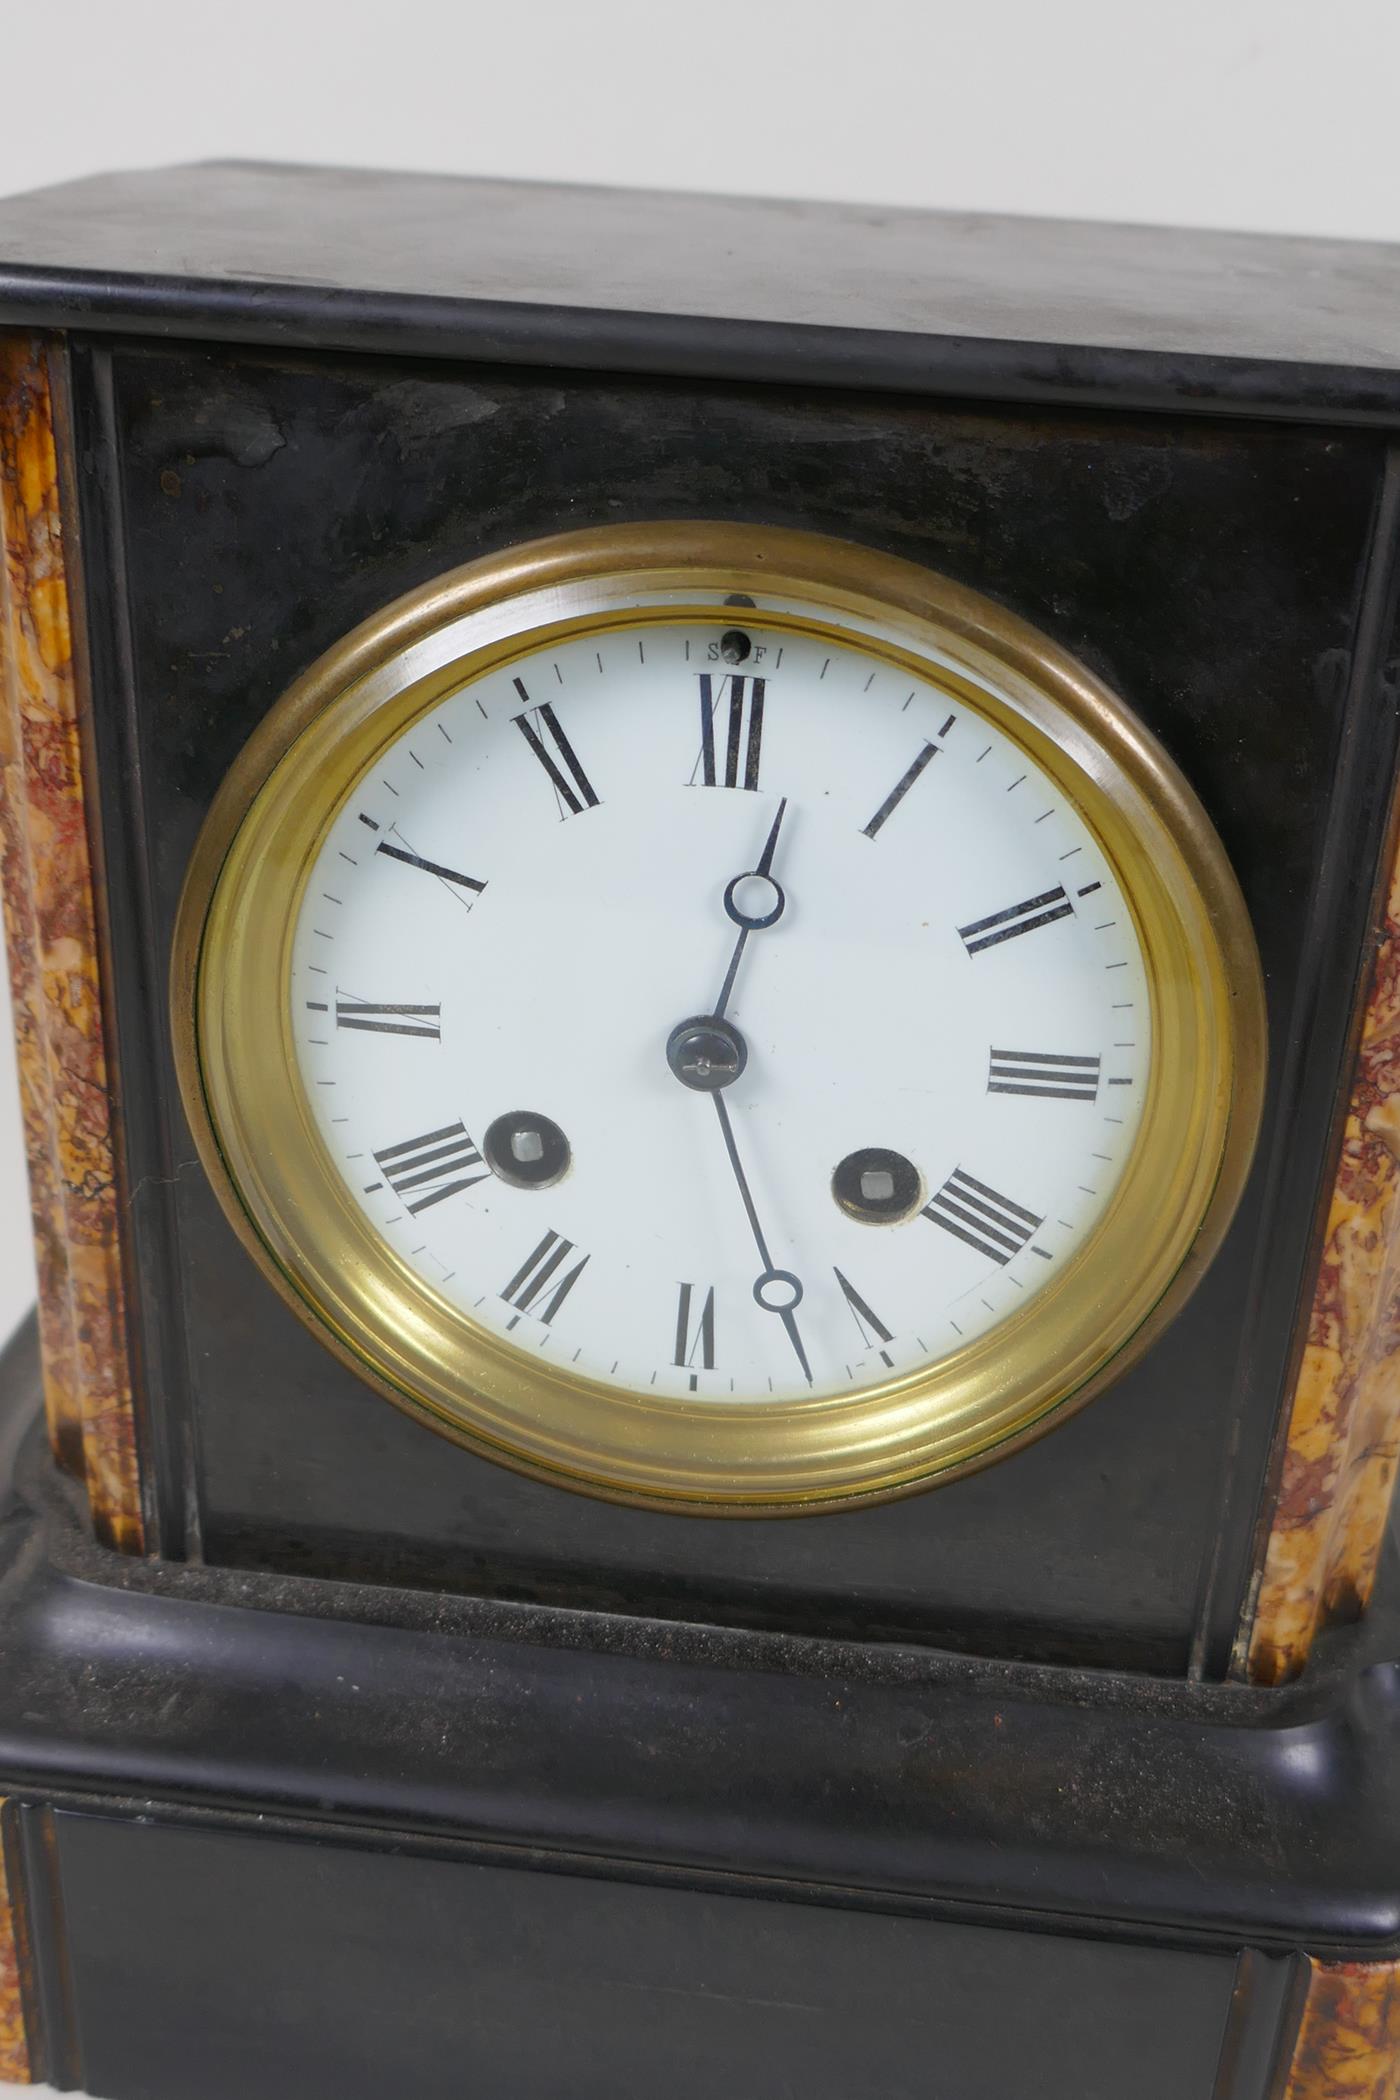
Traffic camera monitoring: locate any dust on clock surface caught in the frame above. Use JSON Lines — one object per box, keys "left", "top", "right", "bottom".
{"left": 77, "top": 336, "right": 1389, "bottom": 1671}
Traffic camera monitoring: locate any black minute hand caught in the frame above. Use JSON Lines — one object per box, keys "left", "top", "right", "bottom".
{"left": 711, "top": 1090, "right": 812, "bottom": 1387}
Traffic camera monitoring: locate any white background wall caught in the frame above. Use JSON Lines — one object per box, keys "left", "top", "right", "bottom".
{"left": 1, "top": 2, "right": 1399, "bottom": 2089}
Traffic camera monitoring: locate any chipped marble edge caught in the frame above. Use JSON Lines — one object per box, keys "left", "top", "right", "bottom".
{"left": 1281, "top": 1956, "right": 1400, "bottom": 2098}
{"left": 1247, "top": 839, "right": 1400, "bottom": 1684}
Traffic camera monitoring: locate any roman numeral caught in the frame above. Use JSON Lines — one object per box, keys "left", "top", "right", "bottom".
{"left": 673, "top": 1282, "right": 716, "bottom": 1388}
{"left": 958, "top": 885, "right": 1073, "bottom": 955}
{"left": 513, "top": 684, "right": 600, "bottom": 817}
{"left": 862, "top": 741, "right": 940, "bottom": 838}
{"left": 987, "top": 1049, "right": 1101, "bottom": 1101}
{"left": 376, "top": 837, "right": 486, "bottom": 899}
{"left": 370, "top": 1121, "right": 487, "bottom": 1213}
{"left": 335, "top": 997, "right": 441, "bottom": 1039}
{"left": 833, "top": 1268, "right": 893, "bottom": 1368}
{"left": 501, "top": 1229, "right": 590, "bottom": 1323}
{"left": 923, "top": 1168, "right": 1042, "bottom": 1265}
{"left": 693, "top": 674, "right": 765, "bottom": 789}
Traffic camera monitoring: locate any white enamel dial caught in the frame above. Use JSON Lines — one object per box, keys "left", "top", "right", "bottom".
{"left": 288, "top": 610, "right": 1152, "bottom": 1407}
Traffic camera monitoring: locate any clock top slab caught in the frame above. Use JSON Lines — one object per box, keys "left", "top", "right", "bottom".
{"left": 0, "top": 159, "right": 1398, "bottom": 419}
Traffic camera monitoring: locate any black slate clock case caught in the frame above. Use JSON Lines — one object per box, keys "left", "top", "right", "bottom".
{"left": 80, "top": 339, "right": 1390, "bottom": 1678}
{"left": 2, "top": 163, "right": 1400, "bottom": 2099}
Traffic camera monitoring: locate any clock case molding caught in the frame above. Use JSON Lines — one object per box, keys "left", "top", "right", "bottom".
{"left": 0, "top": 162, "right": 1399, "bottom": 2093}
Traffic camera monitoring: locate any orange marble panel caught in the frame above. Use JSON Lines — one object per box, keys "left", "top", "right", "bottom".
{"left": 1281, "top": 1957, "right": 1400, "bottom": 2099}
{"left": 0, "top": 1808, "right": 32, "bottom": 2084}
{"left": 0, "top": 331, "right": 144, "bottom": 1551}
{"left": 1247, "top": 835, "right": 1400, "bottom": 1685}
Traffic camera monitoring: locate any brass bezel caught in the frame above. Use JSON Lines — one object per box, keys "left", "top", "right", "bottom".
{"left": 171, "top": 522, "right": 1266, "bottom": 1516}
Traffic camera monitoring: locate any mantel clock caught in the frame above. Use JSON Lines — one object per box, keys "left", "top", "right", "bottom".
{"left": 0, "top": 162, "right": 1398, "bottom": 2098}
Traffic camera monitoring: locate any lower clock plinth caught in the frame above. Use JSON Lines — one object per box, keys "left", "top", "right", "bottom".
{"left": 0, "top": 1316, "right": 1396, "bottom": 2095}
